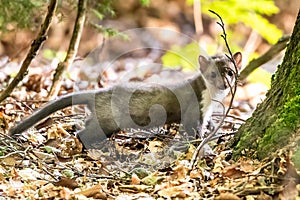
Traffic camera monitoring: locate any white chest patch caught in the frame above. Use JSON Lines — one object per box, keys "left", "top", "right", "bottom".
{"left": 200, "top": 83, "right": 228, "bottom": 127}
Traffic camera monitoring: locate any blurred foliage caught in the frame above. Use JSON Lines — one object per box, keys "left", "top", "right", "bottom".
{"left": 0, "top": 0, "right": 45, "bottom": 31}
{"left": 0, "top": 0, "right": 283, "bottom": 77}
{"left": 89, "top": 0, "right": 116, "bottom": 20}
{"left": 0, "top": 0, "right": 121, "bottom": 38}
{"left": 43, "top": 49, "right": 67, "bottom": 61}
{"left": 247, "top": 68, "right": 272, "bottom": 87}
{"left": 163, "top": 0, "right": 282, "bottom": 70}
{"left": 162, "top": 42, "right": 200, "bottom": 71}
{"left": 90, "top": 23, "right": 128, "bottom": 39}
{"left": 186, "top": 0, "right": 282, "bottom": 44}
{"left": 90, "top": 0, "right": 149, "bottom": 37}
{"left": 140, "top": 0, "right": 151, "bottom": 6}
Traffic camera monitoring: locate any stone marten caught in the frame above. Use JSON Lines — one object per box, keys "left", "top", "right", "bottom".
{"left": 9, "top": 52, "right": 242, "bottom": 149}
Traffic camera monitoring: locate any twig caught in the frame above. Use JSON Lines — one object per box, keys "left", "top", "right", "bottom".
{"left": 189, "top": 10, "right": 239, "bottom": 169}
{"left": 0, "top": 0, "right": 57, "bottom": 103}
{"left": 48, "top": 0, "right": 87, "bottom": 99}
{"left": 207, "top": 131, "right": 237, "bottom": 141}
{"left": 239, "top": 35, "right": 290, "bottom": 80}
{"left": 212, "top": 114, "right": 246, "bottom": 122}
{"left": 0, "top": 146, "right": 31, "bottom": 159}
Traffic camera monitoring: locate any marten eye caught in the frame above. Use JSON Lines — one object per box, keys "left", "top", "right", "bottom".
{"left": 227, "top": 70, "right": 234, "bottom": 77}
{"left": 211, "top": 72, "right": 217, "bottom": 78}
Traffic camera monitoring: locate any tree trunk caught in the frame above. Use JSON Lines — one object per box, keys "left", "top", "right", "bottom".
{"left": 231, "top": 10, "right": 300, "bottom": 168}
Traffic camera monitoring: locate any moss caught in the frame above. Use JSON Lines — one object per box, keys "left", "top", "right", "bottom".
{"left": 257, "top": 94, "right": 300, "bottom": 159}
{"left": 281, "top": 97, "right": 300, "bottom": 127}
{"left": 292, "top": 147, "right": 300, "bottom": 170}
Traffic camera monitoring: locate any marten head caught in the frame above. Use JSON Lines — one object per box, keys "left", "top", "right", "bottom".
{"left": 198, "top": 52, "right": 242, "bottom": 90}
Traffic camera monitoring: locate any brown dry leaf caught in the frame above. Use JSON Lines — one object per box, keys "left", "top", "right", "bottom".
{"left": 47, "top": 124, "right": 71, "bottom": 139}
{"left": 31, "top": 180, "right": 49, "bottom": 189}
{"left": 131, "top": 173, "right": 141, "bottom": 185}
{"left": 257, "top": 192, "right": 273, "bottom": 200}
{"left": 0, "top": 111, "right": 8, "bottom": 131}
{"left": 45, "top": 127, "right": 82, "bottom": 158}
{"left": 58, "top": 187, "right": 72, "bottom": 200}
{"left": 277, "top": 150, "right": 288, "bottom": 176}
{"left": 38, "top": 183, "right": 60, "bottom": 198}
{"left": 25, "top": 131, "right": 47, "bottom": 145}
{"left": 23, "top": 74, "right": 44, "bottom": 92}
{"left": 148, "top": 140, "right": 163, "bottom": 153}
{"left": 222, "top": 164, "right": 247, "bottom": 179}
{"left": 0, "top": 171, "right": 6, "bottom": 182}
{"left": 216, "top": 192, "right": 241, "bottom": 200}
{"left": 157, "top": 182, "right": 194, "bottom": 198}
{"left": 184, "top": 144, "right": 196, "bottom": 160}
{"left": 221, "top": 160, "right": 261, "bottom": 179}
{"left": 239, "top": 161, "right": 256, "bottom": 173}
{"left": 189, "top": 169, "right": 202, "bottom": 179}
{"left": 60, "top": 135, "right": 83, "bottom": 158}
{"left": 118, "top": 184, "right": 152, "bottom": 193}
{"left": 0, "top": 156, "right": 17, "bottom": 166}
{"left": 53, "top": 177, "right": 79, "bottom": 189}
{"left": 76, "top": 183, "right": 106, "bottom": 198}
{"left": 7, "top": 179, "right": 24, "bottom": 197}
{"left": 213, "top": 156, "right": 225, "bottom": 173}
{"left": 172, "top": 161, "right": 190, "bottom": 180}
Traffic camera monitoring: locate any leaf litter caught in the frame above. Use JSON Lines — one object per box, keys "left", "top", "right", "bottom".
{"left": 0, "top": 56, "right": 299, "bottom": 199}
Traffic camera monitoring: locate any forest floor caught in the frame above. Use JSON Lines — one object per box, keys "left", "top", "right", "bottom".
{"left": 0, "top": 51, "right": 299, "bottom": 199}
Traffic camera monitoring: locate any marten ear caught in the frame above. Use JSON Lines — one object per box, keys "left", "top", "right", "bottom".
{"left": 199, "top": 55, "right": 209, "bottom": 72}
{"left": 233, "top": 52, "right": 242, "bottom": 70}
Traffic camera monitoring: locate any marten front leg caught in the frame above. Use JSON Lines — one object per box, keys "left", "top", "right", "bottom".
{"left": 76, "top": 116, "right": 110, "bottom": 149}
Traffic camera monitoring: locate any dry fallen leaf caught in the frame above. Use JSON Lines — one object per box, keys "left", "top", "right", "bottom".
{"left": 23, "top": 74, "right": 44, "bottom": 92}
{"left": 222, "top": 165, "right": 246, "bottom": 179}
{"left": 157, "top": 182, "right": 194, "bottom": 198}
{"left": 75, "top": 183, "right": 107, "bottom": 199}
{"left": 53, "top": 177, "right": 79, "bottom": 189}
{"left": 216, "top": 192, "right": 241, "bottom": 200}
{"left": 131, "top": 173, "right": 141, "bottom": 185}
{"left": 0, "top": 156, "right": 17, "bottom": 166}
{"left": 118, "top": 184, "right": 152, "bottom": 193}
{"left": 141, "top": 172, "right": 164, "bottom": 186}
{"left": 0, "top": 111, "right": 8, "bottom": 131}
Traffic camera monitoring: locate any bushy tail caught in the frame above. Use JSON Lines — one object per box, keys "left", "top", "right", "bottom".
{"left": 9, "top": 92, "right": 95, "bottom": 136}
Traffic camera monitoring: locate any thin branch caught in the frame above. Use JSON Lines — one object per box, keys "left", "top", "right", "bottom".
{"left": 189, "top": 10, "right": 239, "bottom": 169}
{"left": 208, "top": 9, "right": 240, "bottom": 116}
{"left": 48, "top": 0, "right": 87, "bottom": 99}
{"left": 0, "top": 0, "right": 57, "bottom": 103}
{"left": 212, "top": 114, "right": 246, "bottom": 122}
{"left": 239, "top": 35, "right": 290, "bottom": 80}
{"left": 210, "top": 10, "right": 233, "bottom": 59}
{"left": 0, "top": 147, "right": 31, "bottom": 159}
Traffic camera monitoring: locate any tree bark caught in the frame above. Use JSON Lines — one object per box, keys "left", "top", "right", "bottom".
{"left": 0, "top": 0, "right": 57, "bottom": 103}
{"left": 231, "top": 10, "right": 300, "bottom": 167}
{"left": 48, "top": 0, "right": 87, "bottom": 99}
